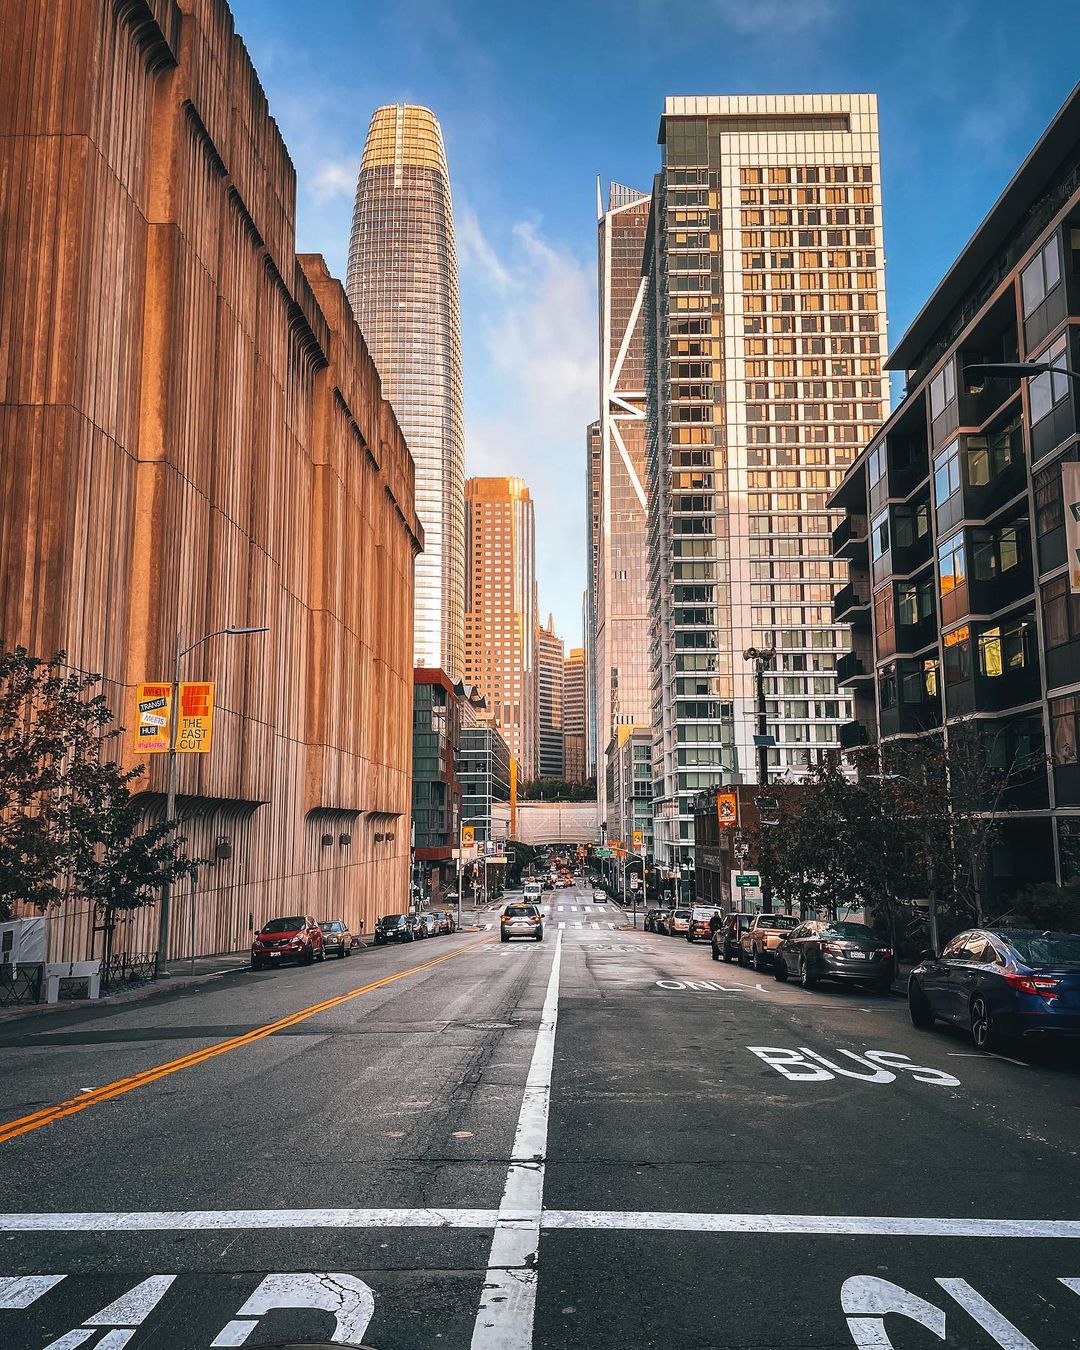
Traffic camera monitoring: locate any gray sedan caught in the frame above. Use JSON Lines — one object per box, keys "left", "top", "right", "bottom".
{"left": 500, "top": 902, "right": 544, "bottom": 943}
{"left": 773, "top": 920, "right": 895, "bottom": 992}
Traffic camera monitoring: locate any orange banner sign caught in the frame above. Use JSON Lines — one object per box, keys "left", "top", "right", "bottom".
{"left": 176, "top": 681, "right": 214, "bottom": 753}
{"left": 133, "top": 683, "right": 172, "bottom": 753}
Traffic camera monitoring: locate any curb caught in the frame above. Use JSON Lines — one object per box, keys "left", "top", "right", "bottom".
{"left": 0, "top": 966, "right": 242, "bottom": 1025}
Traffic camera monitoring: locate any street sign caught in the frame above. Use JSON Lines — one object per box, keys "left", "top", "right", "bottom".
{"left": 175, "top": 682, "right": 214, "bottom": 753}
{"left": 594, "top": 847, "right": 612, "bottom": 858}
{"left": 133, "top": 683, "right": 172, "bottom": 753}
{"left": 732, "top": 869, "right": 762, "bottom": 903}
{"left": 461, "top": 825, "right": 475, "bottom": 847}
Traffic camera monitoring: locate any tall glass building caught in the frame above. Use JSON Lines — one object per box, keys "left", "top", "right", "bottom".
{"left": 595, "top": 184, "right": 653, "bottom": 827}
{"left": 348, "top": 104, "right": 465, "bottom": 676}
{"left": 645, "top": 95, "right": 889, "bottom": 874}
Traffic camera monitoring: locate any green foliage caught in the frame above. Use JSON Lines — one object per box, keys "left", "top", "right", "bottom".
{"left": 0, "top": 644, "right": 195, "bottom": 922}
{"left": 518, "top": 777, "right": 597, "bottom": 801}
{"left": 504, "top": 840, "right": 541, "bottom": 886}
{"left": 996, "top": 881, "right": 1080, "bottom": 934}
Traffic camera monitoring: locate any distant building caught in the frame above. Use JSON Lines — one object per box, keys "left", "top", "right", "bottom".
{"left": 595, "top": 184, "right": 653, "bottom": 827}
{"left": 348, "top": 104, "right": 465, "bottom": 676}
{"left": 831, "top": 84, "right": 1080, "bottom": 896}
{"left": 459, "top": 717, "right": 512, "bottom": 845}
{"left": 563, "top": 646, "right": 587, "bottom": 782}
{"left": 412, "top": 669, "right": 466, "bottom": 898}
{"left": 608, "top": 725, "right": 653, "bottom": 858}
{"left": 463, "top": 477, "right": 538, "bottom": 778}
{"left": 645, "top": 95, "right": 889, "bottom": 879}
{"left": 585, "top": 420, "right": 603, "bottom": 778}
{"left": 537, "top": 615, "right": 566, "bottom": 778}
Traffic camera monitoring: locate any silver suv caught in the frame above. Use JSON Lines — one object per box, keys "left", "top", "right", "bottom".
{"left": 500, "top": 902, "right": 544, "bottom": 943}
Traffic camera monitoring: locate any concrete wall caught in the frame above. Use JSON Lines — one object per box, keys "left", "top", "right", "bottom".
{"left": 0, "top": 0, "right": 422, "bottom": 960}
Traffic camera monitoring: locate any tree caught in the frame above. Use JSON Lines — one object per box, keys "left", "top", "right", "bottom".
{"left": 518, "top": 777, "right": 597, "bottom": 802}
{"left": 0, "top": 644, "right": 194, "bottom": 928}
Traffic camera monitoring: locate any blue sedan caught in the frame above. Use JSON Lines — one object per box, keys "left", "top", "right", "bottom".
{"left": 908, "top": 928, "right": 1080, "bottom": 1049}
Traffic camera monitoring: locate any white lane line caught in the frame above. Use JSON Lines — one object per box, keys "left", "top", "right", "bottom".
{"left": 947, "top": 1052, "right": 1029, "bottom": 1068}
{"left": 935, "top": 1278, "right": 1038, "bottom": 1349}
{"left": 471, "top": 932, "right": 562, "bottom": 1350}
{"left": 541, "top": 1212, "right": 1080, "bottom": 1238}
{"left": 558, "top": 921, "right": 566, "bottom": 929}
{"left": 0, "top": 1208, "right": 500, "bottom": 1232}
{"left": 591, "top": 922, "right": 600, "bottom": 929}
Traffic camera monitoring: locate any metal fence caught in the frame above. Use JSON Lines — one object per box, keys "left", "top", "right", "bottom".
{"left": 0, "top": 963, "right": 43, "bottom": 1007}
{"left": 100, "top": 951, "right": 157, "bottom": 993}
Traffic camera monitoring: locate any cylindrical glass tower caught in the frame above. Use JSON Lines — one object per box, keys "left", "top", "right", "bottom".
{"left": 347, "top": 105, "right": 465, "bottom": 677}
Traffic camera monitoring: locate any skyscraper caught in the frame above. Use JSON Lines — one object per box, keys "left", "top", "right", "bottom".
{"left": 348, "top": 104, "right": 465, "bottom": 676}
{"left": 463, "top": 477, "right": 538, "bottom": 779}
{"left": 595, "top": 183, "right": 653, "bottom": 827}
{"left": 563, "top": 646, "right": 587, "bottom": 783}
{"left": 537, "top": 616, "right": 566, "bottom": 778}
{"left": 645, "top": 95, "right": 889, "bottom": 874}
{"left": 585, "top": 421, "right": 602, "bottom": 779}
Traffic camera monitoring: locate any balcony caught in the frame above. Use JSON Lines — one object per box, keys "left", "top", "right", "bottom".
{"left": 832, "top": 581, "right": 871, "bottom": 624}
{"left": 838, "top": 720, "right": 869, "bottom": 750}
{"left": 832, "top": 514, "right": 868, "bottom": 561}
{"left": 837, "top": 650, "right": 873, "bottom": 686}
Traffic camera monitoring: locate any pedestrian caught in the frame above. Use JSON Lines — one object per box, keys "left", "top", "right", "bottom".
{"left": 709, "top": 909, "right": 722, "bottom": 935}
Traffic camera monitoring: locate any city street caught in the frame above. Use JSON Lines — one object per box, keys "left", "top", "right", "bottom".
{"left": 2, "top": 879, "right": 1080, "bottom": 1348}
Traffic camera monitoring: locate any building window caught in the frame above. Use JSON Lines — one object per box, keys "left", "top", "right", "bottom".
{"left": 1051, "top": 694, "right": 1080, "bottom": 765}
{"left": 868, "top": 441, "right": 886, "bottom": 488}
{"left": 977, "top": 619, "right": 1030, "bottom": 678}
{"left": 933, "top": 440, "right": 961, "bottom": 506}
{"left": 937, "top": 532, "right": 966, "bottom": 596}
{"left": 929, "top": 361, "right": 956, "bottom": 421}
{"left": 871, "top": 509, "right": 889, "bottom": 559}
{"left": 943, "top": 625, "right": 972, "bottom": 683}
{"left": 878, "top": 666, "right": 897, "bottom": 710}
{"left": 1029, "top": 334, "right": 1070, "bottom": 423}
{"left": 1021, "top": 235, "right": 1062, "bottom": 316}
{"left": 1041, "top": 574, "right": 1080, "bottom": 649}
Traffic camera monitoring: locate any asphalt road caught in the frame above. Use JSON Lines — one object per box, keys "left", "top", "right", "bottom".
{"left": 2, "top": 880, "right": 1080, "bottom": 1348}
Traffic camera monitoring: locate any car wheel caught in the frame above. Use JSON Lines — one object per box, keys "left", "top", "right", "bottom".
{"left": 908, "top": 979, "right": 935, "bottom": 1029}
{"left": 737, "top": 945, "right": 747, "bottom": 967}
{"left": 970, "top": 995, "right": 1000, "bottom": 1051}
{"left": 251, "top": 960, "right": 263, "bottom": 972}
{"left": 536, "top": 933, "right": 544, "bottom": 942}
{"left": 754, "top": 946, "right": 768, "bottom": 973}
{"left": 774, "top": 954, "right": 788, "bottom": 982}
{"left": 303, "top": 945, "right": 315, "bottom": 966}
{"left": 723, "top": 944, "right": 734, "bottom": 963}
{"left": 316, "top": 947, "right": 325, "bottom": 962}
{"left": 501, "top": 933, "right": 510, "bottom": 943}
{"left": 338, "top": 947, "right": 346, "bottom": 958}
{"left": 711, "top": 942, "right": 720, "bottom": 962}
{"left": 799, "top": 958, "right": 816, "bottom": 989}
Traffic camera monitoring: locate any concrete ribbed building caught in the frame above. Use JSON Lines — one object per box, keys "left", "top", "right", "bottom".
{"left": 0, "top": 0, "right": 422, "bottom": 960}
{"left": 347, "top": 104, "right": 466, "bottom": 678}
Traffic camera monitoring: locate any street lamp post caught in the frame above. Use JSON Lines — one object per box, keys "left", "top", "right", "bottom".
{"left": 963, "top": 360, "right": 1080, "bottom": 389}
{"left": 156, "top": 624, "right": 268, "bottom": 970}
{"left": 743, "top": 644, "right": 777, "bottom": 788}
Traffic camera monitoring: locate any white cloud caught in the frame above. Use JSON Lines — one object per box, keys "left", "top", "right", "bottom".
{"left": 461, "top": 211, "right": 597, "bottom": 644}
{"left": 308, "top": 157, "right": 358, "bottom": 203}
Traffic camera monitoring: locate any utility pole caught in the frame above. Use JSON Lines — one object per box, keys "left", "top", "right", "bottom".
{"left": 744, "top": 643, "right": 776, "bottom": 913}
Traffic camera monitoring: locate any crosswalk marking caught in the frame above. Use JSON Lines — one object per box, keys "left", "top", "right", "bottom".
{"left": 591, "top": 922, "right": 599, "bottom": 929}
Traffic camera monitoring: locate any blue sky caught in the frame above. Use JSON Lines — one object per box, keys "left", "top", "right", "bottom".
{"left": 233, "top": 0, "right": 1080, "bottom": 647}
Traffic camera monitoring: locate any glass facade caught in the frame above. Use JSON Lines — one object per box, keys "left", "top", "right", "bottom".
{"left": 537, "top": 616, "right": 565, "bottom": 777}
{"left": 459, "top": 723, "right": 512, "bottom": 843}
{"left": 563, "top": 646, "right": 587, "bottom": 782}
{"left": 412, "top": 673, "right": 460, "bottom": 856}
{"left": 646, "top": 95, "right": 889, "bottom": 871}
{"left": 348, "top": 105, "right": 465, "bottom": 677}
{"left": 585, "top": 420, "right": 602, "bottom": 778}
{"left": 596, "top": 185, "right": 653, "bottom": 826}
{"left": 463, "top": 477, "right": 538, "bottom": 778}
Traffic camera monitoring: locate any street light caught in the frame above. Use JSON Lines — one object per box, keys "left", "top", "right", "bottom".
{"left": 743, "top": 645, "right": 777, "bottom": 788}
{"left": 157, "top": 624, "right": 269, "bottom": 969}
{"left": 963, "top": 360, "right": 1080, "bottom": 391}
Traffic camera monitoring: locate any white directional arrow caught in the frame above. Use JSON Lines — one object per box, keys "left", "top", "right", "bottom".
{"left": 42, "top": 1276, "right": 176, "bottom": 1349}
{"left": 0, "top": 1275, "right": 65, "bottom": 1309}
{"left": 210, "top": 1272, "right": 375, "bottom": 1347}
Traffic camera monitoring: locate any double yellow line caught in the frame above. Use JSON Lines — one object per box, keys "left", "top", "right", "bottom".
{"left": 0, "top": 937, "right": 491, "bottom": 1145}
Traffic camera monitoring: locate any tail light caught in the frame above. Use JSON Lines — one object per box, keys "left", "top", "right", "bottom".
{"left": 500, "top": 915, "right": 511, "bottom": 923}
{"left": 1004, "top": 972, "right": 1061, "bottom": 999}
{"left": 529, "top": 916, "right": 541, "bottom": 925}
{"left": 820, "top": 942, "right": 844, "bottom": 957}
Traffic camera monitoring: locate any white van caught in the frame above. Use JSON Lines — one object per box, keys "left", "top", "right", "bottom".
{"left": 522, "top": 881, "right": 543, "bottom": 903}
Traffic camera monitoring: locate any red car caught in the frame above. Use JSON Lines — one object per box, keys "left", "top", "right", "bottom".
{"left": 252, "top": 914, "right": 325, "bottom": 969}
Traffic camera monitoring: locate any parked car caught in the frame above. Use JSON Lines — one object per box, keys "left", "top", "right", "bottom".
{"left": 374, "top": 914, "right": 414, "bottom": 945}
{"left": 908, "top": 927, "right": 1080, "bottom": 1049}
{"left": 319, "top": 920, "right": 352, "bottom": 958}
{"left": 688, "top": 906, "right": 721, "bottom": 943}
{"left": 435, "top": 910, "right": 457, "bottom": 934}
{"left": 739, "top": 912, "right": 800, "bottom": 970}
{"left": 252, "top": 915, "right": 324, "bottom": 969}
{"left": 593, "top": 890, "right": 607, "bottom": 903}
{"left": 500, "top": 901, "right": 544, "bottom": 943}
{"left": 774, "top": 920, "right": 894, "bottom": 991}
{"left": 667, "top": 907, "right": 692, "bottom": 937}
{"left": 542, "top": 879, "right": 555, "bottom": 891}
{"left": 711, "top": 912, "right": 756, "bottom": 963}
{"left": 644, "top": 908, "right": 664, "bottom": 933}
{"left": 417, "top": 913, "right": 439, "bottom": 938}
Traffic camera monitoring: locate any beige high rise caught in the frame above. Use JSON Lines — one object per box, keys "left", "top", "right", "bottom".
{"left": 464, "top": 478, "right": 538, "bottom": 779}
{"left": 563, "top": 647, "right": 587, "bottom": 783}
{"left": 647, "top": 95, "right": 889, "bottom": 870}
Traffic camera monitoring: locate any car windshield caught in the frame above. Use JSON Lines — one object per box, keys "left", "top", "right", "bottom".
{"left": 319, "top": 922, "right": 338, "bottom": 932}
{"left": 262, "top": 916, "right": 304, "bottom": 933}
{"left": 821, "top": 922, "right": 876, "bottom": 940}
{"left": 759, "top": 915, "right": 798, "bottom": 929}
{"left": 505, "top": 905, "right": 537, "bottom": 917}
{"left": 673, "top": 909, "right": 691, "bottom": 919}
{"left": 1004, "top": 932, "right": 1080, "bottom": 966}
{"left": 380, "top": 914, "right": 405, "bottom": 926}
